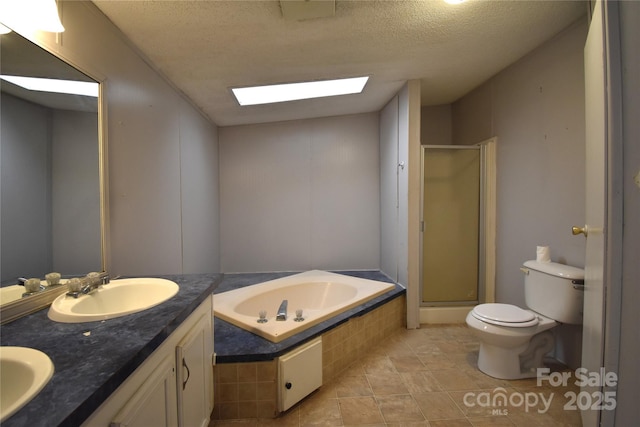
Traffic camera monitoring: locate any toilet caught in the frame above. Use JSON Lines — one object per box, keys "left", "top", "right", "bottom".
{"left": 466, "top": 260, "right": 584, "bottom": 379}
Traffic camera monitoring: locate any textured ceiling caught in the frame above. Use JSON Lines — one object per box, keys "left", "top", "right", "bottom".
{"left": 92, "top": 0, "right": 586, "bottom": 126}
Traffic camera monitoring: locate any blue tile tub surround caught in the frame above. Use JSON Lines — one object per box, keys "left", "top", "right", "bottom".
{"left": 0, "top": 274, "right": 221, "bottom": 427}
{"left": 214, "top": 270, "right": 406, "bottom": 363}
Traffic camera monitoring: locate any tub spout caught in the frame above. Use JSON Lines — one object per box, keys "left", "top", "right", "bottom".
{"left": 276, "top": 299, "right": 288, "bottom": 321}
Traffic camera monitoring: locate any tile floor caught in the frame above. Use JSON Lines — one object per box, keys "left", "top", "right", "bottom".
{"left": 210, "top": 324, "right": 583, "bottom": 426}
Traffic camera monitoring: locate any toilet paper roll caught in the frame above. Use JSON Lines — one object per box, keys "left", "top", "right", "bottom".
{"left": 536, "top": 246, "right": 551, "bottom": 263}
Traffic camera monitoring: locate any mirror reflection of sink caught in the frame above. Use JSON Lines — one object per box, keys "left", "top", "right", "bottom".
{"left": 0, "top": 346, "right": 54, "bottom": 422}
{"left": 0, "top": 280, "right": 69, "bottom": 305}
{"left": 0, "top": 286, "right": 26, "bottom": 305}
{"left": 47, "top": 278, "right": 179, "bottom": 323}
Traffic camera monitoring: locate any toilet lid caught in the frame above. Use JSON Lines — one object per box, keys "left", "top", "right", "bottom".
{"left": 472, "top": 303, "right": 539, "bottom": 328}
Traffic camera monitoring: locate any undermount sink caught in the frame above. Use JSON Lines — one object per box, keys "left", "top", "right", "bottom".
{"left": 0, "top": 346, "right": 54, "bottom": 422}
{"left": 47, "top": 278, "right": 179, "bottom": 323}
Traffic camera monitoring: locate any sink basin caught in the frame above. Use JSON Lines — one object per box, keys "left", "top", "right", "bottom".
{"left": 0, "top": 346, "right": 54, "bottom": 421}
{"left": 47, "top": 278, "right": 179, "bottom": 323}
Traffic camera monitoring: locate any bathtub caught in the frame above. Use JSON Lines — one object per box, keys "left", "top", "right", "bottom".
{"left": 214, "top": 270, "right": 395, "bottom": 343}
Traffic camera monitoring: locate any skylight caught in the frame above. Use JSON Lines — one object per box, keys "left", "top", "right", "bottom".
{"left": 231, "top": 76, "right": 369, "bottom": 106}
{"left": 0, "top": 75, "right": 98, "bottom": 97}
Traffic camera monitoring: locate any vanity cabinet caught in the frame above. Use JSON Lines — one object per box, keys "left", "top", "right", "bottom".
{"left": 83, "top": 296, "right": 214, "bottom": 427}
{"left": 176, "top": 312, "right": 214, "bottom": 427}
{"left": 110, "top": 355, "right": 178, "bottom": 427}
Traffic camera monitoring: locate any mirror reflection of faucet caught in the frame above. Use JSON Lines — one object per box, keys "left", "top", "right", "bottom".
{"left": 45, "top": 272, "right": 61, "bottom": 286}
{"left": 22, "top": 278, "right": 44, "bottom": 296}
{"left": 17, "top": 271, "right": 65, "bottom": 297}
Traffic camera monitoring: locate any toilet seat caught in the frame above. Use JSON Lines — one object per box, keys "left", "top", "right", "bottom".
{"left": 471, "top": 303, "right": 539, "bottom": 328}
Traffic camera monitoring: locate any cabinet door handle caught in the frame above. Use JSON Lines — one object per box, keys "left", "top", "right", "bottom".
{"left": 182, "top": 359, "right": 191, "bottom": 390}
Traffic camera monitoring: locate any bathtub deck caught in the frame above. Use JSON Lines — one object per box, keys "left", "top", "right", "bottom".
{"left": 213, "top": 270, "right": 405, "bottom": 363}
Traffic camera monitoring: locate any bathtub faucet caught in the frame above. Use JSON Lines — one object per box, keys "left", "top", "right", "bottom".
{"left": 276, "top": 299, "right": 288, "bottom": 321}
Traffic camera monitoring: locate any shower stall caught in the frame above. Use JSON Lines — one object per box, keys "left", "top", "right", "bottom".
{"left": 420, "top": 141, "right": 495, "bottom": 322}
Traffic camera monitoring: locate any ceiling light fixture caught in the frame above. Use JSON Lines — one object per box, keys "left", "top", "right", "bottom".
{"left": 0, "top": 0, "right": 65, "bottom": 33}
{"left": 0, "top": 75, "right": 98, "bottom": 97}
{"left": 232, "top": 76, "right": 369, "bottom": 106}
{"left": 444, "top": 0, "right": 466, "bottom": 4}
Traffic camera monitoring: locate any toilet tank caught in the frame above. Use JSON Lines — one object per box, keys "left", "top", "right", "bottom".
{"left": 523, "top": 260, "right": 584, "bottom": 325}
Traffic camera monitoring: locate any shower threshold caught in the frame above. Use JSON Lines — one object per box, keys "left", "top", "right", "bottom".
{"left": 419, "top": 305, "right": 475, "bottom": 324}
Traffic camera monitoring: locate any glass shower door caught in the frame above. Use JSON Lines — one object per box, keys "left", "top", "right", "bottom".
{"left": 421, "top": 146, "right": 481, "bottom": 305}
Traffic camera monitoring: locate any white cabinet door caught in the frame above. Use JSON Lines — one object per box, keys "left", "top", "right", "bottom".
{"left": 110, "top": 356, "right": 178, "bottom": 427}
{"left": 85, "top": 298, "right": 213, "bottom": 427}
{"left": 176, "top": 312, "right": 213, "bottom": 427}
{"left": 278, "top": 337, "right": 322, "bottom": 412}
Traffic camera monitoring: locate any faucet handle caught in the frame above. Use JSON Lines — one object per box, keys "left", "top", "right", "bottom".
{"left": 257, "top": 310, "right": 268, "bottom": 323}
{"left": 67, "top": 278, "right": 83, "bottom": 292}
{"left": 24, "top": 278, "right": 42, "bottom": 293}
{"left": 86, "top": 271, "right": 110, "bottom": 286}
{"left": 85, "top": 272, "right": 100, "bottom": 287}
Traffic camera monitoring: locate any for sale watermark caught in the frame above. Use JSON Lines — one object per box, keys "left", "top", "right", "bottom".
{"left": 463, "top": 367, "right": 617, "bottom": 415}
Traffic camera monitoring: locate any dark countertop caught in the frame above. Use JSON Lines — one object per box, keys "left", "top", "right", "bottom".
{"left": 213, "top": 270, "right": 405, "bottom": 363}
{"left": 0, "top": 273, "right": 221, "bottom": 427}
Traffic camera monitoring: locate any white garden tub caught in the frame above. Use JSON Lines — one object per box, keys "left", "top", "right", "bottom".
{"left": 214, "top": 270, "right": 395, "bottom": 343}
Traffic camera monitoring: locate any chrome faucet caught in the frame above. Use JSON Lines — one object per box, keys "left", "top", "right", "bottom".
{"left": 276, "top": 299, "right": 288, "bottom": 321}
{"left": 67, "top": 271, "right": 110, "bottom": 298}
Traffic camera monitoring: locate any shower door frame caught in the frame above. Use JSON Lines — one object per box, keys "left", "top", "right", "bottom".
{"left": 419, "top": 142, "right": 494, "bottom": 307}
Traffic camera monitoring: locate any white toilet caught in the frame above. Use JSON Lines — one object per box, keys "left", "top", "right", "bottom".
{"left": 466, "top": 260, "right": 584, "bottom": 379}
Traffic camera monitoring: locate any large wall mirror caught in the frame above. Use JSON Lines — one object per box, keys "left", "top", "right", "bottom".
{"left": 0, "top": 30, "right": 105, "bottom": 321}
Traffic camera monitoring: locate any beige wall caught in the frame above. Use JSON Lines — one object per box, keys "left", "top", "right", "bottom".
{"left": 451, "top": 18, "right": 588, "bottom": 308}
{"left": 447, "top": 18, "right": 588, "bottom": 369}
{"left": 380, "top": 81, "right": 421, "bottom": 329}
{"left": 450, "top": 83, "right": 492, "bottom": 147}
{"left": 219, "top": 113, "right": 380, "bottom": 273}
{"left": 421, "top": 105, "right": 452, "bottom": 146}
{"left": 379, "top": 96, "right": 399, "bottom": 281}
{"left": 23, "top": 1, "right": 221, "bottom": 276}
